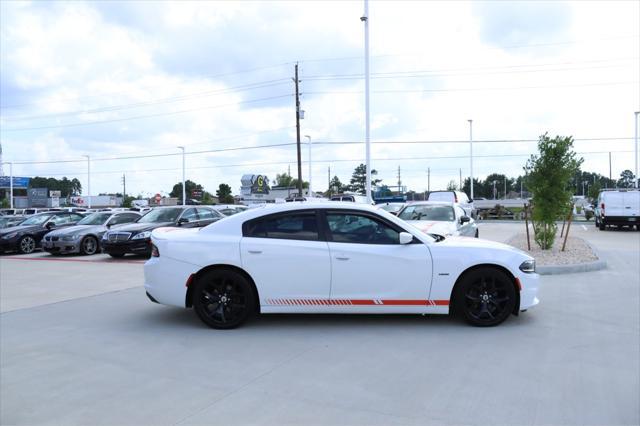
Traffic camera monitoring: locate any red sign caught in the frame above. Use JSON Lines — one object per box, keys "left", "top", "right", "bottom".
{"left": 155, "top": 193, "right": 161, "bottom": 203}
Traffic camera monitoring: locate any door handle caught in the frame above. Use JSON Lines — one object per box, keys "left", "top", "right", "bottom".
{"left": 335, "top": 256, "right": 350, "bottom": 261}
{"left": 248, "top": 250, "right": 262, "bottom": 254}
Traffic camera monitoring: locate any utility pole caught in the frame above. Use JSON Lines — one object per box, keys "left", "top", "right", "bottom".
{"left": 468, "top": 119, "right": 474, "bottom": 200}
{"left": 459, "top": 168, "right": 462, "bottom": 190}
{"left": 609, "top": 151, "right": 612, "bottom": 183}
{"left": 305, "top": 135, "right": 312, "bottom": 197}
{"left": 635, "top": 111, "right": 639, "bottom": 188}
{"left": 294, "top": 63, "right": 303, "bottom": 197}
{"left": 328, "top": 166, "right": 331, "bottom": 194}
{"left": 121, "top": 174, "right": 126, "bottom": 206}
{"left": 504, "top": 178, "right": 507, "bottom": 199}
{"left": 8, "top": 162, "right": 13, "bottom": 209}
{"left": 397, "top": 165, "right": 401, "bottom": 193}
{"left": 427, "top": 167, "right": 430, "bottom": 193}
{"left": 177, "top": 146, "right": 185, "bottom": 205}
{"left": 83, "top": 155, "right": 91, "bottom": 208}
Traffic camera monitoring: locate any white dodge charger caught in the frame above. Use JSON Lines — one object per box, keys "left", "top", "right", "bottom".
{"left": 144, "top": 203, "right": 539, "bottom": 329}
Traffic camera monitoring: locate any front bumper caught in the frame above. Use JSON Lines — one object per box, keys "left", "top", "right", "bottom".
{"left": 0, "top": 238, "right": 19, "bottom": 252}
{"left": 102, "top": 238, "right": 152, "bottom": 256}
{"left": 42, "top": 239, "right": 81, "bottom": 254}
{"left": 518, "top": 272, "right": 540, "bottom": 310}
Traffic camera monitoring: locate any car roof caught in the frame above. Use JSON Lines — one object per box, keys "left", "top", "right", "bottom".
{"left": 404, "top": 201, "right": 455, "bottom": 207}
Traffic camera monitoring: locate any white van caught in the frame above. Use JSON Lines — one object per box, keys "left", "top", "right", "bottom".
{"left": 427, "top": 191, "right": 476, "bottom": 218}
{"left": 595, "top": 189, "right": 640, "bottom": 230}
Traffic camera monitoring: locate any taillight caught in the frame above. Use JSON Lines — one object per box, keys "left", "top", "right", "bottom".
{"left": 454, "top": 193, "right": 458, "bottom": 202}
{"left": 151, "top": 244, "right": 159, "bottom": 257}
{"left": 601, "top": 203, "right": 605, "bottom": 215}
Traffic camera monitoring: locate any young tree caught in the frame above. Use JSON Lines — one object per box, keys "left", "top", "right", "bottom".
{"left": 216, "top": 184, "right": 234, "bottom": 204}
{"left": 348, "top": 163, "right": 381, "bottom": 194}
{"left": 446, "top": 180, "right": 458, "bottom": 191}
{"left": 328, "top": 176, "right": 343, "bottom": 194}
{"left": 617, "top": 170, "right": 636, "bottom": 188}
{"left": 274, "top": 173, "right": 294, "bottom": 187}
{"left": 524, "top": 133, "right": 583, "bottom": 250}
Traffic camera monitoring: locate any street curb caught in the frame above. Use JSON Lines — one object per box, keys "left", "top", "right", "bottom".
{"left": 536, "top": 241, "right": 607, "bottom": 275}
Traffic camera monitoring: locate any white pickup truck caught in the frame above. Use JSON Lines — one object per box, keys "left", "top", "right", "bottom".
{"left": 595, "top": 189, "right": 640, "bottom": 230}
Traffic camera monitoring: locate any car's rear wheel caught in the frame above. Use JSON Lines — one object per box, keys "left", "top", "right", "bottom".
{"left": 80, "top": 236, "right": 98, "bottom": 255}
{"left": 18, "top": 236, "right": 36, "bottom": 254}
{"left": 193, "top": 269, "right": 255, "bottom": 329}
{"left": 456, "top": 267, "right": 516, "bottom": 327}
{"left": 599, "top": 221, "right": 605, "bottom": 231}
{"left": 108, "top": 252, "right": 125, "bottom": 258}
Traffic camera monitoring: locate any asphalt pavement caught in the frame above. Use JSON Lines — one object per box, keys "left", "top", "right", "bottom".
{"left": 1, "top": 223, "right": 638, "bottom": 425}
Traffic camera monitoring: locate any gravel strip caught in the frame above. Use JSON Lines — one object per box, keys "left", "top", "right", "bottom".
{"left": 506, "top": 233, "right": 598, "bottom": 266}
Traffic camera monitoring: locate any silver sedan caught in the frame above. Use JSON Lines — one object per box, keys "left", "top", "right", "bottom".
{"left": 396, "top": 201, "right": 479, "bottom": 238}
{"left": 42, "top": 211, "right": 141, "bottom": 255}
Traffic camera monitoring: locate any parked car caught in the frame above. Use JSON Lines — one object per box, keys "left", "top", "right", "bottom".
{"left": 42, "top": 211, "right": 141, "bottom": 255}
{"left": 397, "top": 202, "right": 478, "bottom": 238}
{"left": 427, "top": 191, "right": 476, "bottom": 218}
{"left": 144, "top": 202, "right": 539, "bottom": 329}
{"left": 0, "top": 211, "right": 85, "bottom": 254}
{"left": 102, "top": 206, "right": 223, "bottom": 258}
{"left": 0, "top": 209, "right": 25, "bottom": 215}
{"left": 376, "top": 202, "right": 405, "bottom": 215}
{"left": 330, "top": 194, "right": 371, "bottom": 204}
{"left": 595, "top": 189, "right": 640, "bottom": 230}
{"left": 0, "top": 215, "right": 26, "bottom": 229}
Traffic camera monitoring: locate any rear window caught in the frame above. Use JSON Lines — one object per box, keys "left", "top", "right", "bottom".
{"left": 428, "top": 192, "right": 453, "bottom": 202}
{"left": 244, "top": 212, "right": 319, "bottom": 241}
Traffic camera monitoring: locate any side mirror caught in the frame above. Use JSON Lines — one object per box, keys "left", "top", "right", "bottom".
{"left": 178, "top": 218, "right": 190, "bottom": 225}
{"left": 46, "top": 222, "right": 55, "bottom": 229}
{"left": 399, "top": 232, "right": 414, "bottom": 245}
{"left": 460, "top": 216, "right": 471, "bottom": 224}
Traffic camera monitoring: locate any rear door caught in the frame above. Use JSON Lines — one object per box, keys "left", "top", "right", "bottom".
{"left": 324, "top": 210, "right": 433, "bottom": 307}
{"left": 196, "top": 208, "right": 221, "bottom": 227}
{"left": 178, "top": 208, "right": 201, "bottom": 228}
{"left": 240, "top": 210, "right": 331, "bottom": 304}
{"left": 604, "top": 192, "right": 625, "bottom": 217}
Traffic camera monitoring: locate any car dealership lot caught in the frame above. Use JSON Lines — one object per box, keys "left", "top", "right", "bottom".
{"left": 1, "top": 223, "right": 638, "bottom": 425}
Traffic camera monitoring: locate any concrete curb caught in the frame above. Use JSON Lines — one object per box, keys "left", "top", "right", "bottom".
{"left": 536, "top": 240, "right": 607, "bottom": 275}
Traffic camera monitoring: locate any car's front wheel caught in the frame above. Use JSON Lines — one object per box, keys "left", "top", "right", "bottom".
{"left": 18, "top": 236, "right": 36, "bottom": 254}
{"left": 80, "top": 236, "right": 99, "bottom": 255}
{"left": 193, "top": 269, "right": 255, "bottom": 329}
{"left": 456, "top": 267, "right": 516, "bottom": 327}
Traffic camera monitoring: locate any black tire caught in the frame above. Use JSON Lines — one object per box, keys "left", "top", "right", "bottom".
{"left": 193, "top": 269, "right": 255, "bottom": 330}
{"left": 18, "top": 235, "right": 37, "bottom": 254}
{"left": 80, "top": 236, "right": 99, "bottom": 255}
{"left": 455, "top": 267, "right": 516, "bottom": 327}
{"left": 594, "top": 217, "right": 599, "bottom": 227}
{"left": 108, "top": 252, "right": 125, "bottom": 258}
{"left": 474, "top": 229, "right": 479, "bottom": 238}
{"left": 599, "top": 221, "right": 605, "bottom": 231}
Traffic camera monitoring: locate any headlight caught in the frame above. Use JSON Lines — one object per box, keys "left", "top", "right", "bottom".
{"left": 131, "top": 231, "right": 151, "bottom": 240}
{"left": 2, "top": 232, "right": 17, "bottom": 239}
{"left": 519, "top": 259, "right": 536, "bottom": 273}
{"left": 62, "top": 235, "right": 79, "bottom": 241}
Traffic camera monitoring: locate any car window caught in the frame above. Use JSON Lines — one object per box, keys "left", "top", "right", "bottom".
{"left": 50, "top": 214, "right": 72, "bottom": 225}
{"left": 110, "top": 214, "right": 138, "bottom": 225}
{"left": 196, "top": 208, "right": 216, "bottom": 219}
{"left": 181, "top": 208, "right": 198, "bottom": 221}
{"left": 245, "top": 212, "right": 319, "bottom": 241}
{"left": 326, "top": 213, "right": 399, "bottom": 244}
{"left": 427, "top": 192, "right": 452, "bottom": 202}
{"left": 398, "top": 205, "right": 454, "bottom": 222}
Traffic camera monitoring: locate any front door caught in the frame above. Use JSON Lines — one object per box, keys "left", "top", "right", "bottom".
{"left": 324, "top": 210, "right": 433, "bottom": 308}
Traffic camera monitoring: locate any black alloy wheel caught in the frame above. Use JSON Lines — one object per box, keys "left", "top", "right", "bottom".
{"left": 18, "top": 235, "right": 36, "bottom": 254}
{"left": 193, "top": 269, "right": 255, "bottom": 329}
{"left": 80, "top": 236, "right": 99, "bottom": 255}
{"left": 456, "top": 267, "right": 516, "bottom": 327}
{"left": 599, "top": 221, "right": 606, "bottom": 231}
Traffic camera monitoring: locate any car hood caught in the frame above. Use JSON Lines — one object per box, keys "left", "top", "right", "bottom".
{"left": 0, "top": 224, "right": 42, "bottom": 235}
{"left": 110, "top": 222, "right": 175, "bottom": 233}
{"left": 437, "top": 235, "right": 531, "bottom": 258}
{"left": 46, "top": 224, "right": 106, "bottom": 237}
{"left": 406, "top": 220, "right": 456, "bottom": 236}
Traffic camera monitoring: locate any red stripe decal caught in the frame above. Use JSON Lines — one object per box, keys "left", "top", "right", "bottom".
{"left": 432, "top": 300, "right": 450, "bottom": 306}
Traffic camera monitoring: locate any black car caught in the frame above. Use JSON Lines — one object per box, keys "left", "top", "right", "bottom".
{"left": 0, "top": 212, "right": 85, "bottom": 254}
{"left": 101, "top": 206, "right": 223, "bottom": 258}
{"left": 0, "top": 215, "right": 26, "bottom": 229}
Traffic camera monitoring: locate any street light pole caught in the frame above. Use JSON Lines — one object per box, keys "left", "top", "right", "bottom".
{"left": 468, "top": 119, "right": 473, "bottom": 200}
{"left": 362, "top": 0, "right": 372, "bottom": 203}
{"left": 635, "top": 111, "right": 639, "bottom": 188}
{"left": 178, "top": 146, "right": 186, "bottom": 206}
{"left": 83, "top": 155, "right": 91, "bottom": 208}
{"left": 8, "top": 162, "right": 13, "bottom": 209}
{"left": 304, "top": 135, "right": 312, "bottom": 197}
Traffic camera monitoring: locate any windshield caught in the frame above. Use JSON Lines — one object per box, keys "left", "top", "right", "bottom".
{"left": 78, "top": 212, "right": 112, "bottom": 225}
{"left": 379, "top": 204, "right": 403, "bottom": 213}
{"left": 20, "top": 214, "right": 52, "bottom": 226}
{"left": 398, "top": 205, "right": 455, "bottom": 222}
{"left": 138, "top": 208, "right": 183, "bottom": 223}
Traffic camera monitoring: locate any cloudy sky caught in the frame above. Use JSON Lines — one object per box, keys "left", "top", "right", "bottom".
{"left": 1, "top": 0, "right": 638, "bottom": 197}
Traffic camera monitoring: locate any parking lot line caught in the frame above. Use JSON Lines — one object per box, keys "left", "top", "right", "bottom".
{"left": 2, "top": 257, "right": 145, "bottom": 265}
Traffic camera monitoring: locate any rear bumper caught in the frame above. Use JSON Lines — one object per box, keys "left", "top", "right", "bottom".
{"left": 601, "top": 216, "right": 639, "bottom": 226}
{"left": 144, "top": 256, "right": 200, "bottom": 308}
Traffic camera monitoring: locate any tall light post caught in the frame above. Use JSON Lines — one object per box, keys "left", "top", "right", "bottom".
{"left": 468, "top": 119, "right": 474, "bottom": 200}
{"left": 361, "top": 0, "right": 372, "bottom": 203}
{"left": 5, "top": 162, "right": 13, "bottom": 209}
{"left": 177, "top": 146, "right": 186, "bottom": 206}
{"left": 83, "top": 155, "right": 91, "bottom": 208}
{"left": 635, "top": 111, "right": 639, "bottom": 188}
{"left": 304, "top": 135, "right": 312, "bottom": 197}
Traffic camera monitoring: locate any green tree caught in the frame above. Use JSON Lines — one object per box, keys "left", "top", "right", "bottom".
{"left": 29, "top": 176, "right": 82, "bottom": 197}
{"left": 216, "top": 183, "right": 234, "bottom": 204}
{"left": 274, "top": 173, "right": 294, "bottom": 187}
{"left": 170, "top": 180, "right": 204, "bottom": 202}
{"left": 446, "top": 180, "right": 458, "bottom": 191}
{"left": 617, "top": 169, "right": 636, "bottom": 188}
{"left": 587, "top": 182, "right": 601, "bottom": 204}
{"left": 328, "top": 175, "right": 343, "bottom": 195}
{"left": 347, "top": 163, "right": 381, "bottom": 194}
{"left": 524, "top": 133, "right": 583, "bottom": 250}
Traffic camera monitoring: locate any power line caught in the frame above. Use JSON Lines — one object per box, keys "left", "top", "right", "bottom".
{"left": 2, "top": 79, "right": 291, "bottom": 122}
{"left": 0, "top": 93, "right": 293, "bottom": 132}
